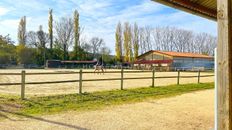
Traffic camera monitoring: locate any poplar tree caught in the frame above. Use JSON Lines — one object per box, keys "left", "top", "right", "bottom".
{"left": 115, "top": 22, "right": 123, "bottom": 62}
{"left": 48, "top": 9, "right": 53, "bottom": 49}
{"left": 133, "top": 23, "right": 139, "bottom": 60}
{"left": 123, "top": 22, "right": 130, "bottom": 62}
{"left": 74, "top": 10, "right": 80, "bottom": 60}
{"left": 128, "top": 25, "right": 133, "bottom": 62}
{"left": 37, "top": 25, "right": 47, "bottom": 65}
{"left": 18, "top": 16, "right": 26, "bottom": 45}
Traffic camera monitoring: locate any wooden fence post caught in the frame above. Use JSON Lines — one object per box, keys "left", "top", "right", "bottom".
{"left": 152, "top": 69, "right": 155, "bottom": 87}
{"left": 121, "top": 68, "right": 124, "bottom": 90}
{"left": 79, "top": 69, "right": 83, "bottom": 94}
{"left": 21, "top": 70, "right": 25, "bottom": 99}
{"left": 197, "top": 70, "right": 201, "bottom": 84}
{"left": 177, "top": 70, "right": 180, "bottom": 85}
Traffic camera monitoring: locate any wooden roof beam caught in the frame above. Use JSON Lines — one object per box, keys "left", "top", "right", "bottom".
{"left": 152, "top": 0, "right": 217, "bottom": 21}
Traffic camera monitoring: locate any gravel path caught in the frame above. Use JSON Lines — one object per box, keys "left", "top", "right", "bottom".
{"left": 0, "top": 90, "right": 214, "bottom": 130}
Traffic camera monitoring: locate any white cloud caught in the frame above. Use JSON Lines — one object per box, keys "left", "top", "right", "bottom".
{"left": 0, "top": 0, "right": 217, "bottom": 53}
{"left": 0, "top": 7, "right": 9, "bottom": 16}
{"left": 76, "top": 1, "right": 165, "bottom": 50}
{"left": 0, "top": 19, "right": 19, "bottom": 41}
{"left": 74, "top": 1, "right": 217, "bottom": 54}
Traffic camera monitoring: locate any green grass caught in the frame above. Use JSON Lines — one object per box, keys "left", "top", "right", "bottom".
{"left": 0, "top": 83, "right": 214, "bottom": 116}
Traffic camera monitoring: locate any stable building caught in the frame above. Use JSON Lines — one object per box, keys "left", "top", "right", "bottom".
{"left": 46, "top": 60, "right": 97, "bottom": 68}
{"left": 134, "top": 50, "right": 214, "bottom": 71}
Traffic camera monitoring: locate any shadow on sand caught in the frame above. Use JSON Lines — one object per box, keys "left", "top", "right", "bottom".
{"left": 0, "top": 109, "right": 89, "bottom": 130}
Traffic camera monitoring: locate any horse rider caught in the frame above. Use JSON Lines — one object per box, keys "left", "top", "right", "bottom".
{"left": 96, "top": 57, "right": 103, "bottom": 67}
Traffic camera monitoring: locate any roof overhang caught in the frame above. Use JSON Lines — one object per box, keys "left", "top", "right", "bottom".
{"left": 152, "top": 0, "right": 217, "bottom": 21}
{"left": 134, "top": 60, "right": 173, "bottom": 64}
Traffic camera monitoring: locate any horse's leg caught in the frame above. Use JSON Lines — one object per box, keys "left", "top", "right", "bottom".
{"left": 99, "top": 66, "right": 102, "bottom": 75}
{"left": 101, "top": 67, "right": 103, "bottom": 74}
{"left": 102, "top": 68, "right": 104, "bottom": 74}
{"left": 98, "top": 67, "right": 101, "bottom": 75}
{"left": 97, "top": 68, "right": 100, "bottom": 75}
{"left": 93, "top": 66, "right": 96, "bottom": 74}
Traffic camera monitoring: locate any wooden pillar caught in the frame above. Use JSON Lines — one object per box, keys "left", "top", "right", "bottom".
{"left": 79, "top": 69, "right": 83, "bottom": 94}
{"left": 197, "top": 70, "right": 201, "bottom": 84}
{"left": 217, "top": 0, "right": 232, "bottom": 129}
{"left": 152, "top": 69, "right": 155, "bottom": 87}
{"left": 177, "top": 70, "right": 180, "bottom": 85}
{"left": 120, "top": 68, "right": 124, "bottom": 90}
{"left": 21, "top": 70, "right": 25, "bottom": 100}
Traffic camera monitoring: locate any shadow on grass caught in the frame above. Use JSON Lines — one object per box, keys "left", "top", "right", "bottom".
{"left": 0, "top": 112, "right": 18, "bottom": 121}
{"left": 0, "top": 109, "right": 89, "bottom": 130}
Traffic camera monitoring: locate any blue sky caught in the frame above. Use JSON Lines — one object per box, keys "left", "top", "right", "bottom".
{"left": 0, "top": 0, "right": 216, "bottom": 53}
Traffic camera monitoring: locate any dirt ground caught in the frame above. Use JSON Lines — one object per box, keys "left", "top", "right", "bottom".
{"left": 0, "top": 89, "right": 214, "bottom": 130}
{"left": 0, "top": 69, "right": 214, "bottom": 96}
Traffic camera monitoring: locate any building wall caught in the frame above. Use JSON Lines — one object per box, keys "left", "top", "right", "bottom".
{"left": 141, "top": 53, "right": 171, "bottom": 61}
{"left": 137, "top": 52, "right": 214, "bottom": 70}
{"left": 172, "top": 57, "right": 214, "bottom": 70}
{"left": 136, "top": 53, "right": 172, "bottom": 70}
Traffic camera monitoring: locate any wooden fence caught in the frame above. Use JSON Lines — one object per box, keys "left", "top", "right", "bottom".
{"left": 0, "top": 69, "right": 214, "bottom": 99}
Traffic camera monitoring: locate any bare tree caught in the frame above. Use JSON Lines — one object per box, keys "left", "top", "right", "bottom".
{"left": 27, "top": 27, "right": 49, "bottom": 49}
{"left": 144, "top": 26, "right": 152, "bottom": 51}
{"left": 89, "top": 37, "right": 105, "bottom": 59}
{"left": 36, "top": 25, "right": 49, "bottom": 65}
{"left": 27, "top": 31, "right": 38, "bottom": 48}
{"left": 153, "top": 26, "right": 176, "bottom": 51}
{"left": 37, "top": 25, "right": 49, "bottom": 48}
{"left": 152, "top": 26, "right": 216, "bottom": 55}
{"left": 139, "top": 27, "right": 145, "bottom": 54}
{"left": 117, "top": 23, "right": 216, "bottom": 59}
{"left": 82, "top": 42, "right": 91, "bottom": 53}
{"left": 152, "top": 27, "right": 162, "bottom": 51}
{"left": 193, "top": 33, "right": 217, "bottom": 55}
{"left": 55, "top": 17, "right": 74, "bottom": 60}
{"left": 172, "top": 28, "right": 193, "bottom": 52}
{"left": 139, "top": 26, "right": 152, "bottom": 54}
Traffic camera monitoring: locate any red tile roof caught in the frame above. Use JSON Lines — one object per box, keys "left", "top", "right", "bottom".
{"left": 61, "top": 60, "right": 97, "bottom": 64}
{"left": 154, "top": 51, "right": 213, "bottom": 59}
{"left": 137, "top": 50, "right": 213, "bottom": 59}
{"left": 134, "top": 60, "right": 173, "bottom": 64}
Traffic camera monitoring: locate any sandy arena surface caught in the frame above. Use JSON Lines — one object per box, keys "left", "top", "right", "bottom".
{"left": 0, "top": 89, "right": 214, "bottom": 130}
{"left": 0, "top": 69, "right": 214, "bottom": 96}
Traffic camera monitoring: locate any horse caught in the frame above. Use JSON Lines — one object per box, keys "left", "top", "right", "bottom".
{"left": 94, "top": 65, "right": 105, "bottom": 74}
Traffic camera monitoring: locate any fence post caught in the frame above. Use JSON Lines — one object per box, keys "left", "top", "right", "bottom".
{"left": 121, "top": 68, "right": 124, "bottom": 90}
{"left": 198, "top": 70, "right": 201, "bottom": 84}
{"left": 177, "top": 70, "right": 180, "bottom": 85}
{"left": 21, "top": 70, "right": 25, "bottom": 99}
{"left": 79, "top": 69, "right": 83, "bottom": 94}
{"left": 152, "top": 69, "right": 155, "bottom": 87}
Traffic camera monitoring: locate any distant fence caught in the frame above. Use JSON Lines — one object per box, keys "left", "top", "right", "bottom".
{"left": 0, "top": 64, "right": 214, "bottom": 72}
{"left": 0, "top": 69, "right": 214, "bottom": 99}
